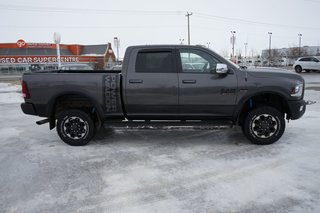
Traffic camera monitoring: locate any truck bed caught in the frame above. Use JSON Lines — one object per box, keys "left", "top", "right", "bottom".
{"left": 22, "top": 71, "right": 124, "bottom": 118}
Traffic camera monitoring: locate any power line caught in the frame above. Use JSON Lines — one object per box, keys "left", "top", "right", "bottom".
{"left": 0, "top": 24, "right": 184, "bottom": 29}
{"left": 0, "top": 4, "right": 319, "bottom": 31}
{"left": 0, "top": 4, "right": 183, "bottom": 15}
{"left": 195, "top": 12, "right": 320, "bottom": 31}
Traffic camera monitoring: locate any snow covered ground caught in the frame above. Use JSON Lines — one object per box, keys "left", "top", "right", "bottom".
{"left": 1, "top": 73, "right": 320, "bottom": 213}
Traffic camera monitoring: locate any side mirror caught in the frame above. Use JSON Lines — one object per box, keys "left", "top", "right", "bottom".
{"left": 216, "top": 63, "right": 228, "bottom": 74}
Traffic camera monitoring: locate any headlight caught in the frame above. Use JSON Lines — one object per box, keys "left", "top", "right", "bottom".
{"left": 290, "top": 83, "right": 303, "bottom": 97}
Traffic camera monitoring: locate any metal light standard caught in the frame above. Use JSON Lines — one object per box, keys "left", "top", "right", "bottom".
{"left": 244, "top": 42, "right": 248, "bottom": 65}
{"left": 244, "top": 42, "right": 248, "bottom": 58}
{"left": 54, "top": 32, "right": 61, "bottom": 69}
{"left": 114, "top": 37, "right": 120, "bottom": 61}
{"left": 268, "top": 32, "right": 272, "bottom": 66}
{"left": 298, "top": 34, "right": 302, "bottom": 57}
{"left": 186, "top": 12, "right": 193, "bottom": 45}
{"left": 231, "top": 31, "right": 236, "bottom": 59}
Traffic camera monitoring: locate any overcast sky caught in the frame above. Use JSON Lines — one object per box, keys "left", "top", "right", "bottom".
{"left": 1, "top": 0, "right": 320, "bottom": 57}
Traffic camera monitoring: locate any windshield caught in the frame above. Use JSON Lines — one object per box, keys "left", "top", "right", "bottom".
{"left": 207, "top": 48, "right": 241, "bottom": 70}
{"left": 228, "top": 59, "right": 241, "bottom": 69}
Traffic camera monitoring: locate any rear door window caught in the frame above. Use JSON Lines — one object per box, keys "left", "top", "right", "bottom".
{"left": 300, "top": 57, "right": 311, "bottom": 62}
{"left": 135, "top": 51, "right": 175, "bottom": 73}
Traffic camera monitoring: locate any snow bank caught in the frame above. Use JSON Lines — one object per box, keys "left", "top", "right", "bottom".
{"left": 0, "top": 83, "right": 23, "bottom": 104}
{"left": 0, "top": 83, "right": 20, "bottom": 92}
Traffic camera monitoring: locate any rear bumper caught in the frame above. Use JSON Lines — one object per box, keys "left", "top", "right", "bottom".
{"left": 287, "top": 99, "right": 306, "bottom": 120}
{"left": 21, "top": 103, "right": 37, "bottom": 115}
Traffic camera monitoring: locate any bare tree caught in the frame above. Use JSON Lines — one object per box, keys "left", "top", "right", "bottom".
{"left": 236, "top": 48, "right": 242, "bottom": 59}
{"left": 287, "top": 44, "right": 308, "bottom": 59}
{"left": 219, "top": 49, "right": 230, "bottom": 58}
{"left": 268, "top": 49, "right": 281, "bottom": 66}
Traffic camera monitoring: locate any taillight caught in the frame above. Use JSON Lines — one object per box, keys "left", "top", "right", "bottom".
{"left": 22, "top": 81, "right": 30, "bottom": 99}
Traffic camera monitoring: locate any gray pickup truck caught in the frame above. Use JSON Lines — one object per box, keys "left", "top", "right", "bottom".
{"left": 21, "top": 45, "right": 306, "bottom": 146}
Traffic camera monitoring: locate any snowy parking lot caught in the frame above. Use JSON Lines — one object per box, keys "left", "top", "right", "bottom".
{"left": 1, "top": 72, "right": 320, "bottom": 212}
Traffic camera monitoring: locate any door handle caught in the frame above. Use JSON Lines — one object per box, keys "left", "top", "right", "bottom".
{"left": 129, "top": 79, "right": 143, "bottom": 84}
{"left": 182, "top": 80, "right": 196, "bottom": 84}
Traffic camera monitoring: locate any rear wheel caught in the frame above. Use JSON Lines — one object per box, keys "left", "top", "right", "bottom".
{"left": 295, "top": 65, "right": 302, "bottom": 73}
{"left": 57, "top": 109, "right": 95, "bottom": 146}
{"left": 242, "top": 106, "right": 285, "bottom": 145}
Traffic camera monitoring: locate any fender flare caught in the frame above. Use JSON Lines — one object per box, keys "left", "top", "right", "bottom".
{"left": 46, "top": 91, "right": 104, "bottom": 128}
{"left": 233, "top": 90, "right": 289, "bottom": 122}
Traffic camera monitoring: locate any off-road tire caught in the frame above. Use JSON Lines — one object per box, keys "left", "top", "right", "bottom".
{"left": 57, "top": 109, "right": 95, "bottom": 146}
{"left": 242, "top": 106, "right": 285, "bottom": 145}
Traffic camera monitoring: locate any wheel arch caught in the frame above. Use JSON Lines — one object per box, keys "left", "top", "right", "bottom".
{"left": 47, "top": 91, "right": 104, "bottom": 129}
{"left": 235, "top": 91, "right": 290, "bottom": 125}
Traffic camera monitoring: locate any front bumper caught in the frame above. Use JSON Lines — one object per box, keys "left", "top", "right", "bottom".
{"left": 287, "top": 99, "right": 306, "bottom": 120}
{"left": 21, "top": 103, "right": 37, "bottom": 115}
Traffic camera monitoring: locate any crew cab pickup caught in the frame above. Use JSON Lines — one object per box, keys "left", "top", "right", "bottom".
{"left": 21, "top": 45, "right": 306, "bottom": 146}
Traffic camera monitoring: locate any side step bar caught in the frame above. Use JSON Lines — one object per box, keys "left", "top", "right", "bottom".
{"left": 103, "top": 120, "right": 233, "bottom": 130}
{"left": 36, "top": 119, "right": 50, "bottom": 125}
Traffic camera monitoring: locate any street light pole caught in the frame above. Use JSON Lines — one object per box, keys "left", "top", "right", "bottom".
{"left": 244, "top": 42, "right": 248, "bottom": 58}
{"left": 186, "top": 12, "right": 193, "bottom": 45}
{"left": 114, "top": 37, "right": 120, "bottom": 61}
{"left": 298, "top": 34, "right": 302, "bottom": 57}
{"left": 244, "top": 42, "right": 248, "bottom": 65}
{"left": 268, "top": 32, "right": 272, "bottom": 67}
{"left": 54, "top": 32, "right": 61, "bottom": 69}
{"left": 231, "top": 31, "right": 236, "bottom": 59}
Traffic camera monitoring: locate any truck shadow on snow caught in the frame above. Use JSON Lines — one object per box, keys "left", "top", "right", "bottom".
{"left": 91, "top": 126, "right": 251, "bottom": 146}
{"left": 88, "top": 127, "right": 284, "bottom": 161}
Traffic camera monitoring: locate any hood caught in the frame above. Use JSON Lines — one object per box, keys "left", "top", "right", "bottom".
{"left": 246, "top": 67, "right": 303, "bottom": 81}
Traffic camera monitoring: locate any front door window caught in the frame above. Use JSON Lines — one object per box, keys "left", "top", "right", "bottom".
{"left": 180, "top": 49, "right": 219, "bottom": 73}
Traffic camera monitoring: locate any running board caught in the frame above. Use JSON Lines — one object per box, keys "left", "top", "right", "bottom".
{"left": 36, "top": 119, "right": 50, "bottom": 125}
{"left": 103, "top": 120, "right": 233, "bottom": 130}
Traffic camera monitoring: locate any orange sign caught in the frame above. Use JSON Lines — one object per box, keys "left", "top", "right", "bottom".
{"left": 16, "top": 39, "right": 26, "bottom": 48}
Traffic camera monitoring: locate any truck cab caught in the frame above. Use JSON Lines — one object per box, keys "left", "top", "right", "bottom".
{"left": 123, "top": 45, "right": 238, "bottom": 120}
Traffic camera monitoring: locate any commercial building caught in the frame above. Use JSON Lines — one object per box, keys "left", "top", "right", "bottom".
{"left": 0, "top": 39, "right": 116, "bottom": 73}
{"left": 260, "top": 46, "right": 320, "bottom": 66}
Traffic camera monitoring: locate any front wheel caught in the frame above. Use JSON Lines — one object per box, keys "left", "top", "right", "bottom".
{"left": 57, "top": 109, "right": 95, "bottom": 146}
{"left": 242, "top": 106, "right": 285, "bottom": 145}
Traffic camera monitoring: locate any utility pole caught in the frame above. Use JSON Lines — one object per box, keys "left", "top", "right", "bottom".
{"left": 231, "top": 31, "right": 236, "bottom": 59}
{"left": 298, "top": 34, "right": 302, "bottom": 57}
{"left": 268, "top": 32, "right": 272, "bottom": 67}
{"left": 186, "top": 12, "right": 193, "bottom": 45}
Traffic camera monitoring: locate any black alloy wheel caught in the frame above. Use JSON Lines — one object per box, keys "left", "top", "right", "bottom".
{"left": 242, "top": 106, "right": 285, "bottom": 145}
{"left": 57, "top": 109, "right": 95, "bottom": 146}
